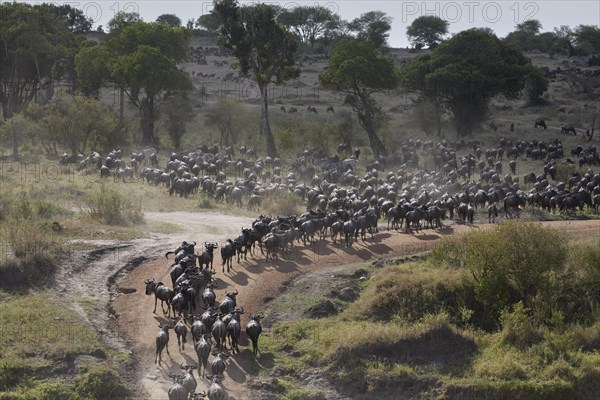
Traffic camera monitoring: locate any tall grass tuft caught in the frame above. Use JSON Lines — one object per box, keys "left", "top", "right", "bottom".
{"left": 262, "top": 189, "right": 304, "bottom": 216}
{"left": 85, "top": 184, "right": 144, "bottom": 226}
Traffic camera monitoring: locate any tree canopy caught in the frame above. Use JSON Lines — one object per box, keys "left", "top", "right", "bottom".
{"left": 400, "top": 28, "right": 547, "bottom": 136}
{"left": 76, "top": 14, "right": 193, "bottom": 145}
{"left": 320, "top": 38, "right": 399, "bottom": 158}
{"left": 406, "top": 16, "right": 449, "bottom": 49}
{"left": 156, "top": 14, "right": 182, "bottom": 27}
{"left": 277, "top": 6, "right": 341, "bottom": 49}
{"left": 0, "top": 2, "right": 89, "bottom": 120}
{"left": 213, "top": 0, "right": 300, "bottom": 157}
{"left": 347, "top": 11, "right": 392, "bottom": 50}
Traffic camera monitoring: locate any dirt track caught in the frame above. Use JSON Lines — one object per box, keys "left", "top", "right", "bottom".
{"left": 105, "top": 212, "right": 599, "bottom": 400}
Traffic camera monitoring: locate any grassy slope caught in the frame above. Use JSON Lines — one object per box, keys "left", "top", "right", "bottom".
{"left": 262, "top": 239, "right": 600, "bottom": 400}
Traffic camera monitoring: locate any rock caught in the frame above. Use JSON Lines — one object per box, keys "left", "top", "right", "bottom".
{"left": 146, "top": 374, "right": 158, "bottom": 380}
{"left": 89, "top": 348, "right": 106, "bottom": 359}
{"left": 353, "top": 268, "right": 368, "bottom": 278}
{"left": 371, "top": 258, "right": 387, "bottom": 269}
{"left": 305, "top": 299, "right": 338, "bottom": 318}
{"left": 338, "top": 287, "right": 358, "bottom": 302}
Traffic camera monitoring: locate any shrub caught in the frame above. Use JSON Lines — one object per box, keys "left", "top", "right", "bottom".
{"left": 74, "top": 365, "right": 130, "bottom": 400}
{"left": 432, "top": 222, "right": 568, "bottom": 328}
{"left": 262, "top": 189, "right": 304, "bottom": 216}
{"left": 85, "top": 185, "right": 143, "bottom": 226}
{"left": 500, "top": 302, "right": 545, "bottom": 347}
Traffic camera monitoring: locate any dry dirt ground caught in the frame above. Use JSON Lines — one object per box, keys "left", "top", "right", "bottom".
{"left": 69, "top": 211, "right": 600, "bottom": 400}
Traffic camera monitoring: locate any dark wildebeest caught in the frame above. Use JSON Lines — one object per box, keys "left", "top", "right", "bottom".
{"left": 534, "top": 119, "right": 547, "bottom": 130}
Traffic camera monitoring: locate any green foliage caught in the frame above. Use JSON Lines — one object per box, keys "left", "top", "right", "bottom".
{"left": 213, "top": 0, "right": 301, "bottom": 157}
{"left": 347, "top": 11, "right": 392, "bottom": 50}
{"left": 400, "top": 28, "right": 547, "bottom": 136}
{"left": 156, "top": 13, "right": 182, "bottom": 27}
{"left": 26, "top": 95, "right": 123, "bottom": 156}
{"left": 277, "top": 6, "right": 341, "bottom": 49}
{"left": 500, "top": 302, "right": 545, "bottom": 347}
{"left": 85, "top": 184, "right": 144, "bottom": 226}
{"left": 432, "top": 222, "right": 569, "bottom": 327}
{"left": 526, "top": 66, "right": 551, "bottom": 104}
{"left": 573, "top": 25, "right": 600, "bottom": 55}
{"left": 76, "top": 16, "right": 193, "bottom": 145}
{"left": 161, "top": 94, "right": 193, "bottom": 150}
{"left": 74, "top": 365, "right": 131, "bottom": 400}
{"left": 204, "top": 98, "right": 248, "bottom": 146}
{"left": 345, "top": 262, "right": 476, "bottom": 325}
{"left": 0, "top": 3, "right": 89, "bottom": 119}
{"left": 406, "top": 15, "right": 449, "bottom": 49}
{"left": 320, "top": 38, "right": 399, "bottom": 158}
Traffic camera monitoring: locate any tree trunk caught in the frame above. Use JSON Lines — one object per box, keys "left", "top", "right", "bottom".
{"left": 140, "top": 98, "right": 156, "bottom": 146}
{"left": 11, "top": 125, "right": 19, "bottom": 161}
{"left": 364, "top": 126, "right": 387, "bottom": 159}
{"left": 119, "top": 87, "right": 125, "bottom": 124}
{"left": 259, "top": 83, "right": 277, "bottom": 158}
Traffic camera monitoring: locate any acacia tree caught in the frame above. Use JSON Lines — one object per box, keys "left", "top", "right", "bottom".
{"left": 76, "top": 14, "right": 192, "bottom": 146}
{"left": 156, "top": 14, "right": 182, "bottom": 27}
{"left": 400, "top": 29, "right": 547, "bottom": 136}
{"left": 347, "top": 11, "right": 392, "bottom": 50}
{"left": 319, "top": 38, "right": 399, "bottom": 158}
{"left": 406, "top": 16, "right": 449, "bottom": 49}
{"left": 278, "top": 6, "right": 341, "bottom": 49}
{"left": 213, "top": 0, "right": 300, "bottom": 157}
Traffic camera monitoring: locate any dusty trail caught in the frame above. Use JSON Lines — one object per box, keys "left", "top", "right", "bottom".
{"left": 52, "top": 208, "right": 599, "bottom": 399}
{"left": 103, "top": 213, "right": 599, "bottom": 400}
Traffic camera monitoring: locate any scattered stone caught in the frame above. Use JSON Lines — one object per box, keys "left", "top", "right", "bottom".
{"left": 305, "top": 299, "right": 338, "bottom": 318}
{"left": 353, "top": 268, "right": 368, "bottom": 278}
{"left": 371, "top": 258, "right": 387, "bottom": 269}
{"left": 89, "top": 348, "right": 106, "bottom": 359}
{"left": 338, "top": 287, "right": 358, "bottom": 302}
{"left": 146, "top": 374, "right": 158, "bottom": 380}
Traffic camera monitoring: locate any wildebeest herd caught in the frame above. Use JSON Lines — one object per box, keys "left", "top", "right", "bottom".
{"left": 146, "top": 240, "right": 265, "bottom": 400}
{"left": 61, "top": 119, "right": 600, "bottom": 228}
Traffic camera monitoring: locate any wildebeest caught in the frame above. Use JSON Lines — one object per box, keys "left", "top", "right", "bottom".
{"left": 226, "top": 308, "right": 244, "bottom": 354}
{"left": 534, "top": 119, "right": 547, "bottom": 130}
{"left": 211, "top": 314, "right": 227, "bottom": 352}
{"left": 173, "top": 316, "right": 188, "bottom": 350}
{"left": 194, "top": 333, "right": 211, "bottom": 378}
{"left": 219, "top": 289, "right": 238, "bottom": 315}
{"left": 246, "top": 314, "right": 264, "bottom": 356}
{"left": 198, "top": 242, "right": 218, "bottom": 270}
{"left": 145, "top": 278, "right": 174, "bottom": 316}
{"left": 488, "top": 203, "right": 499, "bottom": 223}
{"left": 179, "top": 364, "right": 198, "bottom": 396}
{"left": 167, "top": 373, "right": 188, "bottom": 400}
{"left": 155, "top": 323, "right": 173, "bottom": 364}
{"left": 561, "top": 125, "right": 577, "bottom": 135}
{"left": 220, "top": 239, "right": 236, "bottom": 272}
{"left": 202, "top": 283, "right": 218, "bottom": 309}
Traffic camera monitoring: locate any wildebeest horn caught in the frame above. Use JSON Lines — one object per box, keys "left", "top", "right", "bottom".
{"left": 192, "top": 241, "right": 197, "bottom": 245}
{"left": 258, "top": 313, "right": 265, "bottom": 319}
{"left": 238, "top": 306, "right": 245, "bottom": 313}
{"left": 233, "top": 289, "right": 238, "bottom": 295}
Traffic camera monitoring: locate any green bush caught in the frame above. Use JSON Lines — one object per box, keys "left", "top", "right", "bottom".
{"left": 85, "top": 185, "right": 143, "bottom": 226}
{"left": 432, "top": 222, "right": 568, "bottom": 328}
{"left": 74, "top": 365, "right": 130, "bottom": 400}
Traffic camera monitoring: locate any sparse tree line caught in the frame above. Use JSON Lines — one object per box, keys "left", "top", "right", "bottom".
{"left": 1, "top": 1, "right": 599, "bottom": 162}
